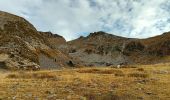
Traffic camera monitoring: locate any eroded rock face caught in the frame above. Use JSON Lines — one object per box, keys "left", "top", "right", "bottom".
{"left": 0, "top": 53, "right": 40, "bottom": 70}
{"left": 39, "top": 53, "right": 60, "bottom": 69}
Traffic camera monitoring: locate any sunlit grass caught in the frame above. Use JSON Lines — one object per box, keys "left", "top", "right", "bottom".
{"left": 0, "top": 64, "right": 169, "bottom": 99}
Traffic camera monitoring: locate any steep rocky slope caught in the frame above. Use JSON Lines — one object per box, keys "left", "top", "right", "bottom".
{"left": 0, "top": 11, "right": 71, "bottom": 70}
{"left": 141, "top": 32, "right": 170, "bottom": 56}
{"left": 39, "top": 32, "right": 66, "bottom": 49}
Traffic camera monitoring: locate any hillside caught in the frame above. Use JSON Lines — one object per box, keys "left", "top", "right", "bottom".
{"left": 0, "top": 11, "right": 170, "bottom": 70}
{"left": 0, "top": 11, "right": 73, "bottom": 70}
{"left": 65, "top": 31, "right": 133, "bottom": 66}
{"left": 66, "top": 31, "right": 170, "bottom": 66}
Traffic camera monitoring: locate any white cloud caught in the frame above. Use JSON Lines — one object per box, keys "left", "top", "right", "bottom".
{"left": 0, "top": 0, "right": 170, "bottom": 40}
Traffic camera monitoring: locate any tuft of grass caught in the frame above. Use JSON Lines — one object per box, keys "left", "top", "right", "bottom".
{"left": 128, "top": 72, "right": 149, "bottom": 78}
{"left": 137, "top": 68, "right": 145, "bottom": 71}
{"left": 32, "top": 73, "right": 56, "bottom": 79}
{"left": 77, "top": 68, "right": 100, "bottom": 73}
{"left": 77, "top": 68, "right": 123, "bottom": 74}
{"left": 6, "top": 73, "right": 19, "bottom": 78}
{"left": 115, "top": 72, "right": 125, "bottom": 77}
{"left": 6, "top": 72, "right": 57, "bottom": 79}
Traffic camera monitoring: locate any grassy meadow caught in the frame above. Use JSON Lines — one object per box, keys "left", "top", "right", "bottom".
{"left": 0, "top": 64, "right": 170, "bottom": 100}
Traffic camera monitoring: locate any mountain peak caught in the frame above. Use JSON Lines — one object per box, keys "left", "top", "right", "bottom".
{"left": 39, "top": 31, "right": 64, "bottom": 38}
{"left": 88, "top": 31, "right": 108, "bottom": 37}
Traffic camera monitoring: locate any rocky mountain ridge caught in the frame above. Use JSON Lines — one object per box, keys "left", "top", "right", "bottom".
{"left": 66, "top": 31, "right": 170, "bottom": 66}
{"left": 0, "top": 11, "right": 170, "bottom": 70}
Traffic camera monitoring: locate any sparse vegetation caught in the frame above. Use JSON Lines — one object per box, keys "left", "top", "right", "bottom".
{"left": 125, "top": 41, "right": 145, "bottom": 52}
{"left": 1, "top": 11, "right": 170, "bottom": 100}
{"left": 128, "top": 72, "right": 149, "bottom": 78}
{"left": 77, "top": 68, "right": 123, "bottom": 74}
{"left": 0, "top": 65, "right": 169, "bottom": 99}
{"left": 115, "top": 72, "right": 125, "bottom": 77}
{"left": 84, "top": 49, "right": 94, "bottom": 54}
{"left": 7, "top": 71, "right": 57, "bottom": 79}
{"left": 137, "top": 68, "right": 145, "bottom": 71}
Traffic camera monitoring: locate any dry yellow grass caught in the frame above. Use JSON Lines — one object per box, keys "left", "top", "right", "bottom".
{"left": 0, "top": 64, "right": 170, "bottom": 100}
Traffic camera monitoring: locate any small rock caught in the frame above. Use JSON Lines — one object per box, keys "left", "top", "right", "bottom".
{"left": 34, "top": 97, "right": 40, "bottom": 100}
{"left": 27, "top": 93, "right": 32, "bottom": 97}
{"left": 12, "top": 96, "right": 17, "bottom": 100}
{"left": 154, "top": 70, "right": 169, "bottom": 74}
{"left": 146, "top": 92, "right": 152, "bottom": 95}
{"left": 47, "top": 94, "right": 56, "bottom": 99}
{"left": 67, "top": 95, "right": 72, "bottom": 99}
{"left": 136, "top": 88, "right": 142, "bottom": 91}
{"left": 45, "top": 90, "right": 53, "bottom": 94}
{"left": 136, "top": 79, "right": 149, "bottom": 84}
{"left": 97, "top": 93, "right": 102, "bottom": 95}
{"left": 80, "top": 96, "right": 86, "bottom": 100}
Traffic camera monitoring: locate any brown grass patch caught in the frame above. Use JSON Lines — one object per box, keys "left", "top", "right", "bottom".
{"left": 6, "top": 71, "right": 57, "bottom": 79}
{"left": 137, "top": 68, "right": 145, "bottom": 71}
{"left": 115, "top": 72, "right": 125, "bottom": 77}
{"left": 128, "top": 72, "right": 149, "bottom": 78}
{"left": 77, "top": 68, "right": 123, "bottom": 74}
{"left": 0, "top": 66, "right": 170, "bottom": 99}
{"left": 121, "top": 65, "right": 137, "bottom": 68}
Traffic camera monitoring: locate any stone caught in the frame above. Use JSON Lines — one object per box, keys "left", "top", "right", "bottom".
{"left": 12, "top": 96, "right": 17, "bottom": 100}
{"left": 146, "top": 92, "right": 153, "bottom": 95}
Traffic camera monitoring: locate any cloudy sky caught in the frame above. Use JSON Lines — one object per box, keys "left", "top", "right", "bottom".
{"left": 0, "top": 0, "right": 170, "bottom": 41}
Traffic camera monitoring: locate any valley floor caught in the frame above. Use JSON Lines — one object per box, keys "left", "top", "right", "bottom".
{"left": 0, "top": 64, "right": 170, "bottom": 100}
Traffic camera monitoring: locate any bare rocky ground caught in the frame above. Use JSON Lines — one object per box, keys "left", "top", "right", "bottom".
{"left": 0, "top": 64, "right": 169, "bottom": 100}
